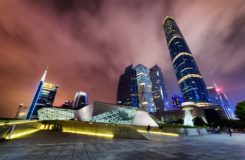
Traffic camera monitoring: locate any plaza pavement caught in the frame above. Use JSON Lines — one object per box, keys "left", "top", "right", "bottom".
{"left": 0, "top": 131, "right": 244, "bottom": 160}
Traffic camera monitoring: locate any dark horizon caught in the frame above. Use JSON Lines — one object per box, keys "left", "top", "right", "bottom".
{"left": 0, "top": 0, "right": 245, "bottom": 117}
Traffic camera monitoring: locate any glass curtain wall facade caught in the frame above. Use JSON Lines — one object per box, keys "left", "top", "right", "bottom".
{"left": 38, "top": 83, "right": 58, "bottom": 107}
{"left": 207, "top": 86, "right": 233, "bottom": 119}
{"left": 117, "top": 65, "right": 139, "bottom": 107}
{"left": 26, "top": 69, "right": 47, "bottom": 119}
{"left": 150, "top": 65, "right": 170, "bottom": 112}
{"left": 38, "top": 107, "right": 74, "bottom": 120}
{"left": 26, "top": 69, "right": 58, "bottom": 119}
{"left": 134, "top": 64, "right": 156, "bottom": 113}
{"left": 89, "top": 107, "right": 137, "bottom": 125}
{"left": 163, "top": 16, "right": 210, "bottom": 105}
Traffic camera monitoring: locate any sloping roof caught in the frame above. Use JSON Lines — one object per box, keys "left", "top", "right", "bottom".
{"left": 75, "top": 101, "right": 158, "bottom": 127}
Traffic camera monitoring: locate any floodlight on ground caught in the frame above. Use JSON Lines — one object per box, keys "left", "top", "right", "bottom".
{"left": 62, "top": 129, "right": 114, "bottom": 138}
{"left": 6, "top": 129, "right": 40, "bottom": 139}
{"left": 137, "top": 130, "right": 179, "bottom": 137}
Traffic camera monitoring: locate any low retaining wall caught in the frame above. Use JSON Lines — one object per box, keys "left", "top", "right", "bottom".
{"left": 0, "top": 121, "right": 42, "bottom": 139}
{"left": 0, "top": 126, "right": 12, "bottom": 139}
{"left": 43, "top": 120, "right": 147, "bottom": 139}
{"left": 1, "top": 120, "right": 209, "bottom": 140}
{"left": 132, "top": 125, "right": 208, "bottom": 137}
{"left": 180, "top": 128, "right": 208, "bottom": 136}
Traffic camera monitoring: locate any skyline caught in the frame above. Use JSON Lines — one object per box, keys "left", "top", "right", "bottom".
{"left": 0, "top": 0, "right": 245, "bottom": 117}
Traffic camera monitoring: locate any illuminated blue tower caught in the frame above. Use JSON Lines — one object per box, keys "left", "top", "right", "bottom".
{"left": 163, "top": 16, "right": 210, "bottom": 105}
{"left": 25, "top": 68, "right": 48, "bottom": 119}
{"left": 134, "top": 64, "right": 156, "bottom": 113}
{"left": 207, "top": 84, "right": 233, "bottom": 119}
{"left": 117, "top": 65, "right": 139, "bottom": 107}
{"left": 150, "top": 65, "right": 170, "bottom": 111}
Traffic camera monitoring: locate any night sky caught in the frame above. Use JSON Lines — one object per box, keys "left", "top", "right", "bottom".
{"left": 0, "top": 0, "right": 245, "bottom": 118}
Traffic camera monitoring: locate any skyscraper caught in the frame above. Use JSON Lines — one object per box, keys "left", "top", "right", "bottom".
{"left": 207, "top": 85, "right": 233, "bottom": 119}
{"left": 26, "top": 68, "right": 58, "bottom": 119}
{"left": 150, "top": 65, "right": 170, "bottom": 112}
{"left": 26, "top": 69, "right": 47, "bottom": 119}
{"left": 134, "top": 64, "right": 156, "bottom": 113}
{"left": 163, "top": 16, "right": 210, "bottom": 105}
{"left": 117, "top": 65, "right": 139, "bottom": 107}
{"left": 73, "top": 92, "right": 88, "bottom": 109}
{"left": 37, "top": 82, "right": 58, "bottom": 107}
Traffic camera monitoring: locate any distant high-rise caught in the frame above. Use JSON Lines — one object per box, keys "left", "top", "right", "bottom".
{"left": 134, "top": 64, "right": 156, "bottom": 113}
{"left": 117, "top": 65, "right": 139, "bottom": 107}
{"left": 207, "top": 85, "right": 233, "bottom": 119}
{"left": 163, "top": 16, "right": 210, "bottom": 105}
{"left": 150, "top": 65, "right": 170, "bottom": 112}
{"left": 73, "top": 92, "right": 88, "bottom": 109}
{"left": 60, "top": 100, "right": 74, "bottom": 109}
{"left": 26, "top": 68, "right": 58, "bottom": 119}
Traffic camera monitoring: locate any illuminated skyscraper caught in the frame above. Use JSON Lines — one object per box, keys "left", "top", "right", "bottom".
{"left": 26, "top": 69, "right": 47, "bottom": 119}
{"left": 163, "top": 16, "right": 210, "bottom": 105}
{"left": 117, "top": 65, "right": 139, "bottom": 107}
{"left": 149, "top": 65, "right": 170, "bottom": 112}
{"left": 37, "top": 82, "right": 58, "bottom": 107}
{"left": 207, "top": 84, "right": 233, "bottom": 119}
{"left": 134, "top": 64, "right": 156, "bottom": 113}
{"left": 26, "top": 68, "right": 58, "bottom": 119}
{"left": 73, "top": 92, "right": 88, "bottom": 109}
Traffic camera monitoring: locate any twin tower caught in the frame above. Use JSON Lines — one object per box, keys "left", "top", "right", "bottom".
{"left": 117, "top": 16, "right": 210, "bottom": 113}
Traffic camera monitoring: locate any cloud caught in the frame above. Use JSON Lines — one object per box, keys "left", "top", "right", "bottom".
{"left": 0, "top": 0, "right": 244, "bottom": 117}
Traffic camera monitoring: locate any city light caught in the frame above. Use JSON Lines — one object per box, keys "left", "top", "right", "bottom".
{"left": 216, "top": 88, "right": 221, "bottom": 92}
{"left": 172, "top": 52, "right": 192, "bottom": 64}
{"left": 0, "top": 120, "right": 40, "bottom": 126}
{"left": 62, "top": 129, "right": 114, "bottom": 138}
{"left": 178, "top": 74, "right": 203, "bottom": 84}
{"left": 167, "top": 35, "right": 183, "bottom": 46}
{"left": 137, "top": 130, "right": 179, "bottom": 137}
{"left": 195, "top": 103, "right": 212, "bottom": 107}
{"left": 6, "top": 129, "right": 40, "bottom": 139}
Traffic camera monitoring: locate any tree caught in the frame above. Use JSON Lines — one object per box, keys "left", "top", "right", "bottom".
{"left": 215, "top": 119, "right": 245, "bottom": 129}
{"left": 175, "top": 119, "right": 184, "bottom": 125}
{"left": 204, "top": 109, "right": 221, "bottom": 124}
{"left": 235, "top": 101, "right": 245, "bottom": 121}
{"left": 193, "top": 117, "right": 206, "bottom": 127}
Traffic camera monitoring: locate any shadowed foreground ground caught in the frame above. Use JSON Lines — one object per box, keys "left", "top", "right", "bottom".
{"left": 0, "top": 131, "right": 245, "bottom": 160}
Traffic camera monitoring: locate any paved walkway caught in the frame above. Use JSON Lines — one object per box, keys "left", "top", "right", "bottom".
{"left": 0, "top": 131, "right": 244, "bottom": 160}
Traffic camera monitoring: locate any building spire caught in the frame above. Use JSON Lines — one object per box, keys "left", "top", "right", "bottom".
{"left": 41, "top": 66, "right": 48, "bottom": 82}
